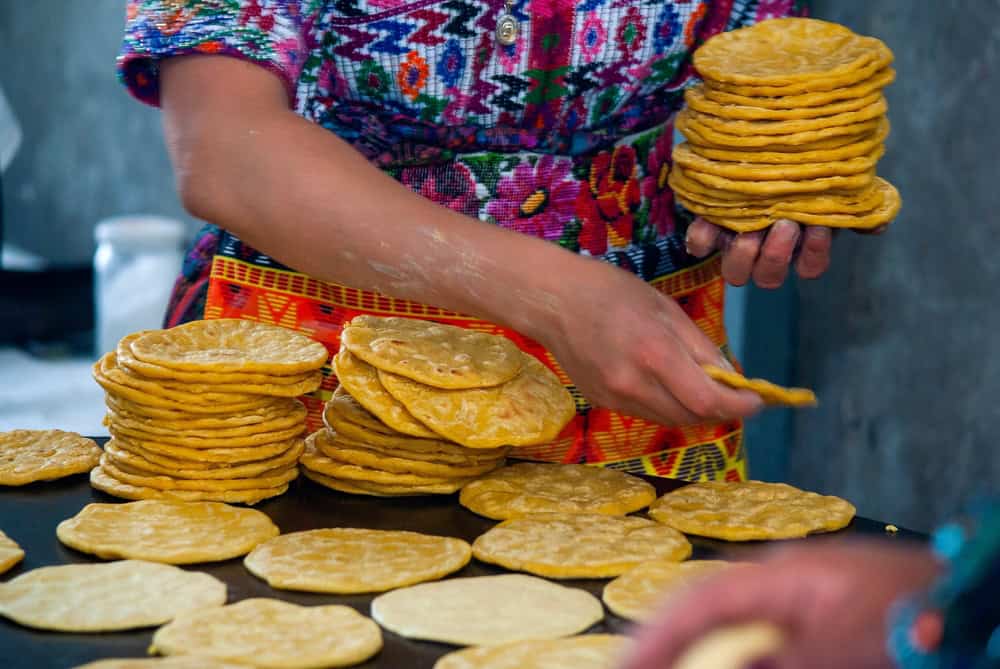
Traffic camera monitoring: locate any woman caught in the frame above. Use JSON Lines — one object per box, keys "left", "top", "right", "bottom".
{"left": 119, "top": 0, "right": 827, "bottom": 480}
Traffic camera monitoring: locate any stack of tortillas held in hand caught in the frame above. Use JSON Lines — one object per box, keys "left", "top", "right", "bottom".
{"left": 671, "top": 17, "right": 901, "bottom": 232}
{"left": 301, "top": 315, "right": 576, "bottom": 496}
{"left": 92, "top": 319, "right": 328, "bottom": 504}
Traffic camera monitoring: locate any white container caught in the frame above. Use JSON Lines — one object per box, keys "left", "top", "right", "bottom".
{"left": 93, "top": 216, "right": 186, "bottom": 356}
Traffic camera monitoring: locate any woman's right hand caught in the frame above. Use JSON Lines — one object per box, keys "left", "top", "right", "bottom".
{"left": 536, "top": 257, "right": 765, "bottom": 426}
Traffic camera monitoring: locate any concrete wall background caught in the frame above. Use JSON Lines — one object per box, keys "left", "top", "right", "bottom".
{"left": 790, "top": 0, "right": 1000, "bottom": 532}
{"left": 0, "top": 0, "right": 192, "bottom": 266}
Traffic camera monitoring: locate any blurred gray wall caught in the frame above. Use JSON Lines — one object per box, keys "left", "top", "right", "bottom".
{"left": 0, "top": 0, "right": 191, "bottom": 266}
{"left": 790, "top": 1, "right": 1000, "bottom": 532}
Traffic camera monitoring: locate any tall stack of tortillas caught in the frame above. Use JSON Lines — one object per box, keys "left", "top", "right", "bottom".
{"left": 301, "top": 316, "right": 576, "bottom": 496}
{"left": 671, "top": 17, "right": 901, "bottom": 232}
{"left": 92, "top": 319, "right": 327, "bottom": 504}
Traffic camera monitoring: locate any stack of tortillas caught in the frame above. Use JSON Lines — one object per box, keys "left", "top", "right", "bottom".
{"left": 671, "top": 17, "right": 901, "bottom": 232}
{"left": 300, "top": 315, "right": 576, "bottom": 496}
{"left": 92, "top": 319, "right": 328, "bottom": 504}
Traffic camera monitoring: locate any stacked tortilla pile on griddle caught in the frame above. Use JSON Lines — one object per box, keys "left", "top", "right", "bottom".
{"left": 301, "top": 315, "right": 576, "bottom": 496}
{"left": 670, "top": 17, "right": 901, "bottom": 232}
{"left": 91, "top": 319, "right": 328, "bottom": 504}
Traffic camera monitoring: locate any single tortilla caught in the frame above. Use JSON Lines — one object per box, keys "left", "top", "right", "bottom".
{"left": 695, "top": 17, "right": 892, "bottom": 86}
{"left": 56, "top": 500, "right": 279, "bottom": 564}
{"left": 459, "top": 463, "right": 656, "bottom": 520}
{"left": 371, "top": 574, "right": 603, "bottom": 646}
{"left": 244, "top": 528, "right": 471, "bottom": 594}
{"left": 0, "top": 429, "right": 101, "bottom": 486}
{"left": 128, "top": 319, "right": 329, "bottom": 375}
{"left": 150, "top": 598, "right": 383, "bottom": 669}
{"left": 0, "top": 560, "right": 226, "bottom": 632}
{"left": 649, "top": 481, "right": 856, "bottom": 541}
{"left": 472, "top": 513, "right": 691, "bottom": 578}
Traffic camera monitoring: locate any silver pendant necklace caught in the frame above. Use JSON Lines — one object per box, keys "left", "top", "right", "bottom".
{"left": 495, "top": 0, "right": 519, "bottom": 46}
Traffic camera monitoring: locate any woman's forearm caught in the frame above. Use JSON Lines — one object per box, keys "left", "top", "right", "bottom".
{"left": 160, "top": 55, "right": 583, "bottom": 341}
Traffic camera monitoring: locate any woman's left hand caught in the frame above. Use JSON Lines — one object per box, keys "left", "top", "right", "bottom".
{"left": 685, "top": 218, "right": 834, "bottom": 289}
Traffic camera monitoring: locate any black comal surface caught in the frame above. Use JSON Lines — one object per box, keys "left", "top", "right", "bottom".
{"left": 0, "top": 439, "right": 924, "bottom": 669}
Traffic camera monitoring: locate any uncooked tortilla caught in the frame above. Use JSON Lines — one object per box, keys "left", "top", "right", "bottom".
{"left": 370, "top": 574, "right": 603, "bottom": 646}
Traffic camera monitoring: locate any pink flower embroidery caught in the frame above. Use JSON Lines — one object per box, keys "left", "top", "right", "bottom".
{"left": 487, "top": 156, "right": 581, "bottom": 242}
{"left": 578, "top": 14, "right": 607, "bottom": 63}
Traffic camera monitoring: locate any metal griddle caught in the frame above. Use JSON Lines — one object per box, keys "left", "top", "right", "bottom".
{"left": 0, "top": 438, "right": 923, "bottom": 668}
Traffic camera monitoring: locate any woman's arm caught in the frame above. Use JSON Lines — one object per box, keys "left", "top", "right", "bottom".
{"left": 159, "top": 55, "right": 765, "bottom": 426}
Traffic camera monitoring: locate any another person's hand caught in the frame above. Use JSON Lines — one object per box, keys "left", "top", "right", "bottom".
{"left": 620, "top": 541, "right": 940, "bottom": 669}
{"left": 685, "top": 218, "right": 834, "bottom": 289}
{"left": 538, "top": 258, "right": 766, "bottom": 427}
